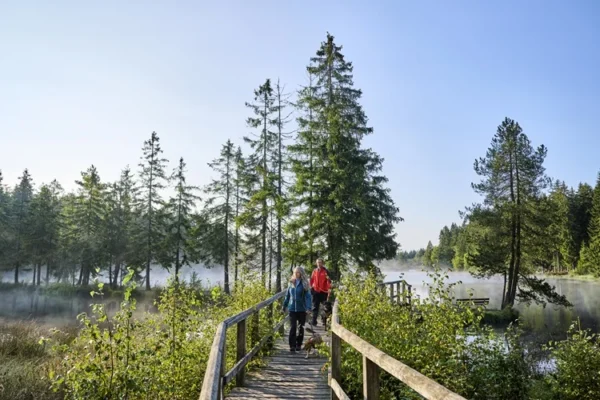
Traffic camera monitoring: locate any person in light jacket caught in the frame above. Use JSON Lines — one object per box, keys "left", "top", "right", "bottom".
{"left": 282, "top": 266, "right": 312, "bottom": 352}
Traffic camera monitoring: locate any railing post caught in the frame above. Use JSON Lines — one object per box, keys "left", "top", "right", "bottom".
{"left": 278, "top": 297, "right": 285, "bottom": 335}
{"left": 401, "top": 281, "right": 406, "bottom": 304}
{"left": 395, "top": 282, "right": 401, "bottom": 304}
{"left": 407, "top": 284, "right": 412, "bottom": 306}
{"left": 331, "top": 331, "right": 342, "bottom": 400}
{"left": 236, "top": 318, "right": 246, "bottom": 386}
{"left": 267, "top": 302, "right": 274, "bottom": 350}
{"left": 363, "top": 356, "right": 380, "bottom": 400}
{"left": 219, "top": 340, "right": 226, "bottom": 400}
{"left": 389, "top": 283, "right": 394, "bottom": 302}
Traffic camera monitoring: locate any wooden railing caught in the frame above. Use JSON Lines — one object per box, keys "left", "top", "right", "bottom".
{"left": 329, "top": 299, "right": 466, "bottom": 400}
{"left": 378, "top": 279, "right": 412, "bottom": 306}
{"left": 198, "top": 290, "right": 287, "bottom": 400}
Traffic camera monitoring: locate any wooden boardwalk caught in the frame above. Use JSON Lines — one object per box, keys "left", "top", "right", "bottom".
{"left": 225, "top": 323, "right": 330, "bottom": 400}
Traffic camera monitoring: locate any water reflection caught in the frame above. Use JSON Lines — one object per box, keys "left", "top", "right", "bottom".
{"left": 383, "top": 269, "right": 600, "bottom": 338}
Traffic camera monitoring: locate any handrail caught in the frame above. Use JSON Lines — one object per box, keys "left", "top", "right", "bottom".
{"left": 378, "top": 279, "right": 412, "bottom": 305}
{"left": 199, "top": 289, "right": 287, "bottom": 400}
{"left": 330, "top": 299, "right": 466, "bottom": 400}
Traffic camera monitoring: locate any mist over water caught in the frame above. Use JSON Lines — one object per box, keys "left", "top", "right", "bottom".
{"left": 380, "top": 264, "right": 600, "bottom": 340}
{"left": 0, "top": 263, "right": 225, "bottom": 287}
{"left": 0, "top": 264, "right": 225, "bottom": 328}
{"left": 2, "top": 260, "right": 599, "bottom": 341}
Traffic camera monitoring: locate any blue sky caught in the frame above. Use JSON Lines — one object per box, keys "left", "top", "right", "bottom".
{"left": 1, "top": 0, "right": 599, "bottom": 251}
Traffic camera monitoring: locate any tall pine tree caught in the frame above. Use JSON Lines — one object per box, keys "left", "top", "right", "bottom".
{"left": 290, "top": 33, "right": 400, "bottom": 278}
{"left": 578, "top": 172, "right": 600, "bottom": 275}
{"left": 468, "top": 118, "right": 568, "bottom": 307}
{"left": 9, "top": 169, "right": 34, "bottom": 284}
{"left": 73, "top": 165, "right": 105, "bottom": 286}
{"left": 160, "top": 157, "right": 200, "bottom": 280}
{"left": 137, "top": 132, "right": 169, "bottom": 290}
{"left": 272, "top": 79, "right": 292, "bottom": 291}
{"left": 201, "top": 140, "right": 236, "bottom": 293}
{"left": 27, "top": 181, "right": 63, "bottom": 285}
{"left": 239, "top": 79, "right": 277, "bottom": 286}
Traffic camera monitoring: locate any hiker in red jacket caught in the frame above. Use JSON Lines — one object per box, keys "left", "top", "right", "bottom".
{"left": 309, "top": 258, "right": 331, "bottom": 327}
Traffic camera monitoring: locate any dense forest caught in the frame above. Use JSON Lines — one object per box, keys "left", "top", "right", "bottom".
{"left": 0, "top": 33, "right": 401, "bottom": 293}
{"left": 405, "top": 118, "right": 600, "bottom": 308}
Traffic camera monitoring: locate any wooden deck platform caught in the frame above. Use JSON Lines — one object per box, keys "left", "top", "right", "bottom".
{"left": 225, "top": 322, "right": 330, "bottom": 400}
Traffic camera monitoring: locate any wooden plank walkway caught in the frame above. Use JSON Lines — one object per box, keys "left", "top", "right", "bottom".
{"left": 226, "top": 322, "right": 330, "bottom": 400}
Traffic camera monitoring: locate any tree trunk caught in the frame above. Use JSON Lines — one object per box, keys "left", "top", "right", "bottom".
{"left": 112, "top": 261, "right": 120, "bottom": 288}
{"left": 146, "top": 142, "right": 155, "bottom": 291}
{"left": 36, "top": 263, "right": 41, "bottom": 286}
{"left": 108, "top": 260, "right": 113, "bottom": 287}
{"left": 504, "top": 149, "right": 517, "bottom": 308}
{"left": 509, "top": 157, "right": 523, "bottom": 306}
{"left": 45, "top": 262, "right": 50, "bottom": 285}
{"left": 261, "top": 99, "right": 268, "bottom": 287}
{"left": 224, "top": 152, "right": 231, "bottom": 294}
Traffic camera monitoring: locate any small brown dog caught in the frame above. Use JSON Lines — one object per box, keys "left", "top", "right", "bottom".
{"left": 303, "top": 331, "right": 323, "bottom": 358}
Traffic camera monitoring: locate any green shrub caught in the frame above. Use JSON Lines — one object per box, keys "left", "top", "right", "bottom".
{"left": 336, "top": 269, "right": 531, "bottom": 400}
{"left": 544, "top": 322, "right": 600, "bottom": 400}
{"left": 50, "top": 269, "right": 281, "bottom": 399}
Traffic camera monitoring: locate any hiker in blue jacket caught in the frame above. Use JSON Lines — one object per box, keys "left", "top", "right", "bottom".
{"left": 282, "top": 266, "right": 312, "bottom": 352}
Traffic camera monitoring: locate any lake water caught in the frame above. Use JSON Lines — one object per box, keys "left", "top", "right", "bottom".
{"left": 383, "top": 268, "right": 600, "bottom": 340}
{"left": 1, "top": 264, "right": 598, "bottom": 342}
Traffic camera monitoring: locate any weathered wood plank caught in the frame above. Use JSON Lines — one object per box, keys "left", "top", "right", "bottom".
{"left": 330, "top": 378, "right": 351, "bottom": 400}
{"left": 223, "top": 318, "right": 329, "bottom": 400}
{"left": 199, "top": 322, "right": 227, "bottom": 400}
{"left": 224, "top": 316, "right": 288, "bottom": 385}
{"left": 224, "top": 290, "right": 286, "bottom": 328}
{"left": 363, "top": 355, "right": 380, "bottom": 400}
{"left": 332, "top": 303, "right": 466, "bottom": 400}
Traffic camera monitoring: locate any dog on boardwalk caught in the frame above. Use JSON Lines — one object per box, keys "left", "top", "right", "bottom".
{"left": 321, "top": 301, "right": 332, "bottom": 328}
{"left": 302, "top": 328, "right": 323, "bottom": 359}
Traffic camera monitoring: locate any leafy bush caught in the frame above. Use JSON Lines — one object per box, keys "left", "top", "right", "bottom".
{"left": 50, "top": 269, "right": 281, "bottom": 399}
{"left": 544, "top": 322, "right": 600, "bottom": 400}
{"left": 336, "top": 269, "right": 531, "bottom": 400}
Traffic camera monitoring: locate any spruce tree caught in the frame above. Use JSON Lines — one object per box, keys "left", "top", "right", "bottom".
{"left": 573, "top": 182, "right": 594, "bottom": 270}
{"left": 272, "top": 79, "right": 292, "bottom": 291}
{"left": 201, "top": 140, "right": 236, "bottom": 293}
{"left": 290, "top": 33, "right": 400, "bottom": 278}
{"left": 232, "top": 146, "right": 251, "bottom": 284}
{"left": 0, "top": 171, "right": 9, "bottom": 272}
{"left": 287, "top": 73, "right": 320, "bottom": 267}
{"left": 160, "top": 157, "right": 200, "bottom": 281}
{"left": 27, "top": 181, "right": 63, "bottom": 285}
{"left": 239, "top": 79, "right": 277, "bottom": 286}
{"left": 9, "top": 169, "right": 34, "bottom": 284}
{"left": 73, "top": 165, "right": 105, "bottom": 285}
{"left": 137, "top": 131, "right": 169, "bottom": 290}
{"left": 579, "top": 173, "right": 600, "bottom": 275}
{"left": 103, "top": 168, "right": 138, "bottom": 288}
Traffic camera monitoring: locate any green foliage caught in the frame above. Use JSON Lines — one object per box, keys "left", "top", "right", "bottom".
{"left": 544, "top": 322, "right": 600, "bottom": 400}
{"left": 200, "top": 140, "right": 239, "bottom": 293}
{"left": 136, "top": 131, "right": 170, "bottom": 290}
{"left": 288, "top": 33, "right": 401, "bottom": 279}
{"left": 49, "top": 269, "right": 280, "bottom": 399}
{"left": 336, "top": 270, "right": 530, "bottom": 399}
{"left": 578, "top": 173, "right": 600, "bottom": 276}
{"left": 158, "top": 157, "right": 201, "bottom": 280}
